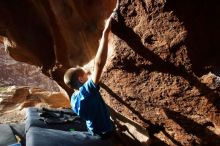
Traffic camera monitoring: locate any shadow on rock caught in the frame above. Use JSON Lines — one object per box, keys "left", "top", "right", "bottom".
{"left": 164, "top": 108, "right": 220, "bottom": 145}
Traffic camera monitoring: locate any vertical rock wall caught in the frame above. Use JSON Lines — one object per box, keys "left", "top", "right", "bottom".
{"left": 101, "top": 0, "right": 220, "bottom": 145}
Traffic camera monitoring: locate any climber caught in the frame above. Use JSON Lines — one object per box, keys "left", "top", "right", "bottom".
{"left": 63, "top": 11, "right": 115, "bottom": 143}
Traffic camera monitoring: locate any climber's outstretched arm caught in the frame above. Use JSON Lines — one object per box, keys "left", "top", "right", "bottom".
{"left": 91, "top": 16, "right": 113, "bottom": 85}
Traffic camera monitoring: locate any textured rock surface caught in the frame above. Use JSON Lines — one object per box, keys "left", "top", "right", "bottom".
{"left": 101, "top": 0, "right": 220, "bottom": 145}
{"left": 0, "top": 0, "right": 220, "bottom": 145}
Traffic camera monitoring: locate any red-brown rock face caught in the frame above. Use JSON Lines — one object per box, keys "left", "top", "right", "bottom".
{"left": 0, "top": 0, "right": 220, "bottom": 145}
{"left": 0, "top": 0, "right": 116, "bottom": 94}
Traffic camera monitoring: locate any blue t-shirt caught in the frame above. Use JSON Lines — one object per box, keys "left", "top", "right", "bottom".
{"left": 71, "top": 79, "right": 113, "bottom": 135}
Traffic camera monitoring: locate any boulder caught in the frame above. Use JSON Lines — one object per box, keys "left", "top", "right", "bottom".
{"left": 0, "top": 0, "right": 220, "bottom": 145}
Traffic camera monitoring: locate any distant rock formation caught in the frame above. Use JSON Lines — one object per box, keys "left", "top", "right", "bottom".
{"left": 0, "top": 46, "right": 59, "bottom": 91}
{"left": 0, "top": 86, "right": 70, "bottom": 124}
